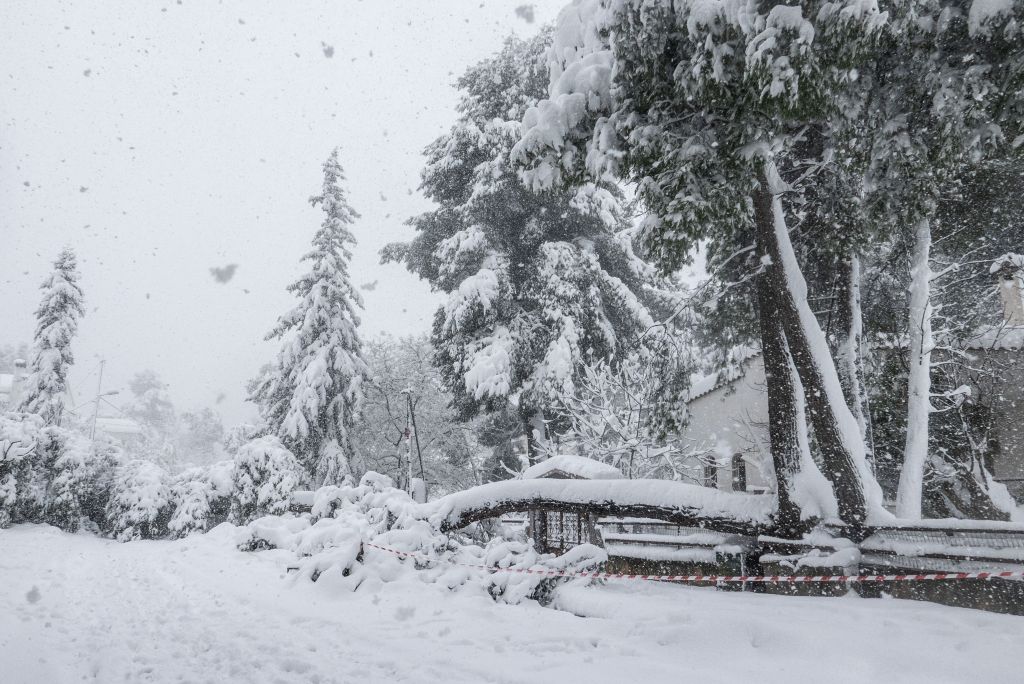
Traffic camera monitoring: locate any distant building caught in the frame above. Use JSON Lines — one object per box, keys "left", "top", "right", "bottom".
{"left": 0, "top": 359, "right": 27, "bottom": 411}
{"left": 680, "top": 264, "right": 1024, "bottom": 504}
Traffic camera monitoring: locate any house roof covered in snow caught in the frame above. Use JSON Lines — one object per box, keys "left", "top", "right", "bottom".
{"left": 684, "top": 345, "right": 761, "bottom": 404}
{"left": 521, "top": 454, "right": 625, "bottom": 481}
{"left": 94, "top": 416, "right": 143, "bottom": 436}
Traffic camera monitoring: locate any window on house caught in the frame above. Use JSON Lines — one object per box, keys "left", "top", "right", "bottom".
{"left": 731, "top": 454, "right": 747, "bottom": 492}
{"left": 703, "top": 461, "right": 717, "bottom": 488}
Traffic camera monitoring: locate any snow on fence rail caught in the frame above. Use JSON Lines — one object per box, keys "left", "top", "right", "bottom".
{"left": 363, "top": 540, "right": 1024, "bottom": 584}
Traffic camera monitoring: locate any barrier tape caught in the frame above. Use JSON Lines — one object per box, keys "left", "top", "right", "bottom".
{"left": 363, "top": 542, "right": 1024, "bottom": 584}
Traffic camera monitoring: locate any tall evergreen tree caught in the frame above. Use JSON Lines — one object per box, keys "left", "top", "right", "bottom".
{"left": 383, "top": 32, "right": 678, "bottom": 464}
{"left": 19, "top": 248, "right": 85, "bottom": 426}
{"left": 514, "top": 0, "right": 892, "bottom": 529}
{"left": 251, "top": 149, "right": 371, "bottom": 486}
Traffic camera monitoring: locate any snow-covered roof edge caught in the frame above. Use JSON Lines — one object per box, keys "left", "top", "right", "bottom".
{"left": 521, "top": 454, "right": 624, "bottom": 480}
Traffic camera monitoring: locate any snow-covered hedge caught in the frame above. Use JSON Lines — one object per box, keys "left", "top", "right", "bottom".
{"left": 42, "top": 427, "right": 118, "bottom": 532}
{"left": 168, "top": 460, "right": 234, "bottom": 538}
{"left": 229, "top": 436, "right": 304, "bottom": 524}
{"left": 0, "top": 412, "right": 43, "bottom": 528}
{"left": 239, "top": 472, "right": 607, "bottom": 605}
{"left": 105, "top": 459, "right": 173, "bottom": 541}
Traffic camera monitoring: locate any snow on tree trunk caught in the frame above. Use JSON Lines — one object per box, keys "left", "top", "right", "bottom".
{"left": 754, "top": 161, "right": 887, "bottom": 530}
{"left": 755, "top": 271, "right": 804, "bottom": 532}
{"left": 834, "top": 254, "right": 871, "bottom": 449}
{"left": 897, "top": 217, "right": 934, "bottom": 520}
{"left": 524, "top": 411, "right": 548, "bottom": 465}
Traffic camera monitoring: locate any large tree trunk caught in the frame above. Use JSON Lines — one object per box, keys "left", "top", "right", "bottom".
{"left": 752, "top": 161, "right": 885, "bottom": 531}
{"left": 834, "top": 254, "right": 871, "bottom": 453}
{"left": 896, "top": 218, "right": 933, "bottom": 519}
{"left": 755, "top": 271, "right": 804, "bottom": 534}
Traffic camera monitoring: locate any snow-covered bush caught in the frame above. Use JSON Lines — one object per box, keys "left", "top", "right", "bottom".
{"left": 105, "top": 459, "right": 172, "bottom": 541}
{"left": 224, "top": 423, "right": 263, "bottom": 456}
{"left": 168, "top": 460, "right": 234, "bottom": 538}
{"left": 239, "top": 471, "right": 607, "bottom": 605}
{"left": 0, "top": 412, "right": 43, "bottom": 528}
{"left": 229, "top": 436, "right": 304, "bottom": 525}
{"left": 42, "top": 427, "right": 119, "bottom": 532}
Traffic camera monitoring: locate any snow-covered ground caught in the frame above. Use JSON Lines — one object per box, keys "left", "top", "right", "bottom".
{"left": 1, "top": 524, "right": 1021, "bottom": 684}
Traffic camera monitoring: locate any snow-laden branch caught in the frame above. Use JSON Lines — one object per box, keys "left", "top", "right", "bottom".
{"left": 420, "top": 478, "right": 775, "bottom": 536}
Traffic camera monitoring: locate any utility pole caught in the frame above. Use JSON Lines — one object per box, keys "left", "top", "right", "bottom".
{"left": 90, "top": 359, "right": 105, "bottom": 440}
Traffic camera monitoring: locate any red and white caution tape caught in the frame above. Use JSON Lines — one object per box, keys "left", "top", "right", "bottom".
{"left": 363, "top": 542, "right": 1024, "bottom": 584}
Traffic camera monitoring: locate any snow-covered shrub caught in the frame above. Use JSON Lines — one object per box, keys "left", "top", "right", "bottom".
{"left": 229, "top": 436, "right": 304, "bottom": 525}
{"left": 0, "top": 412, "right": 43, "bottom": 528}
{"left": 168, "top": 460, "right": 234, "bottom": 538}
{"left": 239, "top": 471, "right": 607, "bottom": 605}
{"left": 41, "top": 427, "right": 119, "bottom": 532}
{"left": 105, "top": 459, "right": 172, "bottom": 541}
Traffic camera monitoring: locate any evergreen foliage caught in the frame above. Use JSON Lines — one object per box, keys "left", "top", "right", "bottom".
{"left": 252, "top": 149, "right": 371, "bottom": 485}
{"left": 105, "top": 459, "right": 173, "bottom": 542}
{"left": 19, "top": 248, "right": 85, "bottom": 426}
{"left": 229, "top": 436, "right": 304, "bottom": 525}
{"left": 385, "top": 32, "right": 676, "bottom": 462}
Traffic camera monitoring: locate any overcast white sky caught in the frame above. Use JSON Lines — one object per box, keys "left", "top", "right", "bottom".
{"left": 0, "top": 1, "right": 563, "bottom": 426}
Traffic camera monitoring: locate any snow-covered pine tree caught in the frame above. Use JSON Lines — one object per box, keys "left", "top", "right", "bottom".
{"left": 383, "top": 32, "right": 676, "bottom": 464}
{"left": 228, "top": 436, "right": 303, "bottom": 525}
{"left": 19, "top": 248, "right": 85, "bottom": 426}
{"left": 514, "top": 0, "right": 891, "bottom": 529}
{"left": 251, "top": 149, "right": 371, "bottom": 486}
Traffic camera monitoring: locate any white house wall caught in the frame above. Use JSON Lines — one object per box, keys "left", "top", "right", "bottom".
{"left": 679, "top": 357, "right": 773, "bottom": 494}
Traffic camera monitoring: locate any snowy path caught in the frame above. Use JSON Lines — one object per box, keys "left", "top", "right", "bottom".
{"left": 1, "top": 524, "right": 1022, "bottom": 684}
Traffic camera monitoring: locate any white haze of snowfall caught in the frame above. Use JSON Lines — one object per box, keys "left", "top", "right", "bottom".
{"left": 0, "top": 0, "right": 574, "bottom": 426}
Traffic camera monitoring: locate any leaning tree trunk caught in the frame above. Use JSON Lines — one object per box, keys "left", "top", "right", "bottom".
{"left": 752, "top": 161, "right": 885, "bottom": 532}
{"left": 755, "top": 270, "right": 805, "bottom": 534}
{"left": 834, "top": 253, "right": 871, "bottom": 454}
{"left": 896, "top": 218, "right": 933, "bottom": 519}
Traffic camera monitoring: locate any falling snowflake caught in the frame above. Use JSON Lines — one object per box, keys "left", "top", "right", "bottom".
{"left": 321, "top": 42, "right": 334, "bottom": 58}
{"left": 209, "top": 264, "right": 238, "bottom": 283}
{"left": 514, "top": 4, "right": 535, "bottom": 23}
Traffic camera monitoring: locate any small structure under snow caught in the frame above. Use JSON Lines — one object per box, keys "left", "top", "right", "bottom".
{"left": 521, "top": 455, "right": 621, "bottom": 554}
{"left": 520, "top": 454, "right": 625, "bottom": 482}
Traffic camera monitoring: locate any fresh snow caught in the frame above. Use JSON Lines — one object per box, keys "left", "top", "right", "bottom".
{"left": 2, "top": 524, "right": 1022, "bottom": 684}
{"left": 520, "top": 454, "right": 624, "bottom": 480}
{"left": 422, "top": 477, "right": 775, "bottom": 529}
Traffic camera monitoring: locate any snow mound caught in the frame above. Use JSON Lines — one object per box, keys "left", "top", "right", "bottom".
{"left": 239, "top": 472, "right": 607, "bottom": 605}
